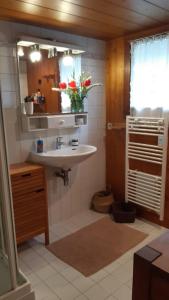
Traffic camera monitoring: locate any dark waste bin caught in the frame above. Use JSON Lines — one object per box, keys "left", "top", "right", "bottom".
{"left": 112, "top": 201, "right": 136, "bottom": 223}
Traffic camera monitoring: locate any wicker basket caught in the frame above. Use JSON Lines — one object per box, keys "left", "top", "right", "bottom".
{"left": 91, "top": 191, "right": 114, "bottom": 213}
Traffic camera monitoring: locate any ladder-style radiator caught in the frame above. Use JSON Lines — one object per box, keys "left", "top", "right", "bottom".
{"left": 125, "top": 116, "right": 168, "bottom": 220}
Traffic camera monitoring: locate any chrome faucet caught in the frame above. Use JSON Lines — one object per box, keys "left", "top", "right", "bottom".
{"left": 56, "top": 136, "right": 63, "bottom": 149}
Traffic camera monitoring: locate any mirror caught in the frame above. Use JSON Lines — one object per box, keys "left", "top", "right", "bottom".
{"left": 17, "top": 37, "right": 84, "bottom": 114}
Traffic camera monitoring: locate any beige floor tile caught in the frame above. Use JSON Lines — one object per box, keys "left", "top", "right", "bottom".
{"left": 99, "top": 274, "right": 122, "bottom": 294}
{"left": 61, "top": 266, "right": 82, "bottom": 281}
{"left": 42, "top": 251, "right": 58, "bottom": 263}
{"left": 126, "top": 279, "right": 133, "bottom": 289}
{"left": 19, "top": 259, "right": 32, "bottom": 275}
{"left": 104, "top": 261, "right": 121, "bottom": 274}
{"left": 106, "top": 296, "right": 117, "bottom": 300}
{"left": 85, "top": 283, "right": 110, "bottom": 300}
{"left": 55, "top": 283, "right": 80, "bottom": 300}
{"left": 45, "top": 273, "right": 68, "bottom": 292}
{"left": 33, "top": 282, "right": 57, "bottom": 300}
{"left": 113, "top": 266, "right": 132, "bottom": 284}
{"left": 75, "top": 295, "right": 89, "bottom": 300}
{"left": 27, "top": 273, "right": 41, "bottom": 287}
{"left": 27, "top": 256, "right": 48, "bottom": 272}
{"left": 90, "top": 269, "right": 108, "bottom": 282}
{"left": 35, "top": 265, "right": 57, "bottom": 280}
{"left": 41, "top": 295, "right": 60, "bottom": 300}
{"left": 113, "top": 284, "right": 132, "bottom": 300}
{"left": 122, "top": 260, "right": 134, "bottom": 273}
{"left": 50, "top": 259, "right": 70, "bottom": 272}
{"left": 72, "top": 276, "right": 95, "bottom": 293}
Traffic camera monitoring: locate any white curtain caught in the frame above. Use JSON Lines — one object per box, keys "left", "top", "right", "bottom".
{"left": 59, "top": 55, "right": 81, "bottom": 112}
{"left": 130, "top": 35, "right": 169, "bottom": 118}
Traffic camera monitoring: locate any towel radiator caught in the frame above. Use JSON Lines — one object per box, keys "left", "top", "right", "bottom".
{"left": 125, "top": 116, "right": 168, "bottom": 220}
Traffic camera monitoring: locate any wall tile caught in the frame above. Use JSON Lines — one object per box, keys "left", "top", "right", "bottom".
{"left": 0, "top": 56, "right": 17, "bottom": 74}
{"left": 0, "top": 74, "right": 17, "bottom": 92}
{"left": 2, "top": 91, "right": 17, "bottom": 108}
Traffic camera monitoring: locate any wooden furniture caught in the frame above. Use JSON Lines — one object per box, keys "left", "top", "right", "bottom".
{"left": 132, "top": 232, "right": 169, "bottom": 300}
{"left": 10, "top": 163, "right": 49, "bottom": 245}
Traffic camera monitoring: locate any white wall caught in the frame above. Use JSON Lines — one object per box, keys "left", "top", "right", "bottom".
{"left": 0, "top": 21, "right": 106, "bottom": 225}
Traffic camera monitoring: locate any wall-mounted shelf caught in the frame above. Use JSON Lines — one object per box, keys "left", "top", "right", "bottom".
{"left": 22, "top": 113, "right": 88, "bottom": 132}
{"left": 75, "top": 114, "right": 88, "bottom": 126}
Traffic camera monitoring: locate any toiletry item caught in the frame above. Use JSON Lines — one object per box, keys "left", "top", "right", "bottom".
{"left": 24, "top": 101, "right": 34, "bottom": 115}
{"left": 71, "top": 139, "right": 79, "bottom": 146}
{"left": 37, "top": 138, "right": 43, "bottom": 153}
{"left": 77, "top": 118, "right": 84, "bottom": 125}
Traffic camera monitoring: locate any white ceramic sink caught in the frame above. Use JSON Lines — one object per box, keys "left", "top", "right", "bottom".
{"left": 30, "top": 144, "right": 97, "bottom": 168}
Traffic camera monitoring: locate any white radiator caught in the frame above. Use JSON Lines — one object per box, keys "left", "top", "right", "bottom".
{"left": 125, "top": 116, "right": 168, "bottom": 220}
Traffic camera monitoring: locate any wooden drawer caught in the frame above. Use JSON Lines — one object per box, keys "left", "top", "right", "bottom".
{"left": 11, "top": 170, "right": 44, "bottom": 197}
{"left": 13, "top": 188, "right": 45, "bottom": 208}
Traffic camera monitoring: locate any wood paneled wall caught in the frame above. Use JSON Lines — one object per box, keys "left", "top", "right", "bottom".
{"left": 106, "top": 28, "right": 169, "bottom": 227}
{"left": 27, "top": 50, "right": 61, "bottom": 113}
{"left": 106, "top": 38, "right": 128, "bottom": 201}
{"left": 2, "top": 1, "right": 169, "bottom": 40}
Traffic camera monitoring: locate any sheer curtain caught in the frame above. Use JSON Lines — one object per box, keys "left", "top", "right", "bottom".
{"left": 130, "top": 35, "right": 169, "bottom": 118}
{"left": 59, "top": 55, "right": 81, "bottom": 112}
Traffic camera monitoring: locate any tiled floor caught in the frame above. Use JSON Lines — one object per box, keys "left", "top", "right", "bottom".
{"left": 18, "top": 210, "right": 167, "bottom": 300}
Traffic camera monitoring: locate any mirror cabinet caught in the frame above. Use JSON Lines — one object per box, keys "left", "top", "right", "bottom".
{"left": 17, "top": 36, "right": 84, "bottom": 115}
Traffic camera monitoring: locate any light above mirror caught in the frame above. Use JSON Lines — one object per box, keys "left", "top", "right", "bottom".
{"left": 18, "top": 46, "right": 24, "bottom": 57}
{"left": 63, "top": 50, "right": 73, "bottom": 66}
{"left": 29, "top": 44, "right": 42, "bottom": 63}
{"left": 17, "top": 36, "right": 85, "bottom": 54}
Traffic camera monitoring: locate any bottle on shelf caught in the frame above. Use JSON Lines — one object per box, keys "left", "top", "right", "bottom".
{"left": 36, "top": 138, "right": 44, "bottom": 153}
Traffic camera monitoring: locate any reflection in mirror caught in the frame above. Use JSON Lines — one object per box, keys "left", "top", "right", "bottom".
{"left": 17, "top": 38, "right": 83, "bottom": 114}
{"left": 59, "top": 55, "right": 81, "bottom": 113}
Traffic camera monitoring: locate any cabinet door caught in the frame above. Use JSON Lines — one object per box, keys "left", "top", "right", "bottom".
{"left": 13, "top": 189, "right": 47, "bottom": 243}
{"left": 151, "top": 271, "right": 169, "bottom": 300}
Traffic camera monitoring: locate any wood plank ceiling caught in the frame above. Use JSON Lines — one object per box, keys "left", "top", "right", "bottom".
{"left": 0, "top": 0, "right": 169, "bottom": 40}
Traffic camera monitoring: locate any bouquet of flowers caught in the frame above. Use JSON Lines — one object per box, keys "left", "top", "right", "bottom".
{"left": 53, "top": 72, "right": 101, "bottom": 112}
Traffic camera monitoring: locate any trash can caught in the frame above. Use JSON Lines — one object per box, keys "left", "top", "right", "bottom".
{"left": 91, "top": 190, "right": 114, "bottom": 213}
{"left": 112, "top": 201, "right": 136, "bottom": 223}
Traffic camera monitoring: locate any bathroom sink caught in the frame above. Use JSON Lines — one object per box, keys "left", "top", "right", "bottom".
{"left": 30, "top": 144, "right": 97, "bottom": 168}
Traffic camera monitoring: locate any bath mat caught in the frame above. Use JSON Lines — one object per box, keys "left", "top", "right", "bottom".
{"left": 47, "top": 217, "right": 147, "bottom": 276}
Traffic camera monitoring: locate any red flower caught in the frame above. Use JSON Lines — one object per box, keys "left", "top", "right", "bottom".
{"left": 84, "top": 79, "right": 91, "bottom": 87}
{"left": 59, "top": 82, "right": 67, "bottom": 89}
{"left": 68, "top": 81, "right": 77, "bottom": 89}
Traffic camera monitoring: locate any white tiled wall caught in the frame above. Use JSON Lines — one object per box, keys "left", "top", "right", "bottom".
{"left": 0, "top": 21, "right": 106, "bottom": 225}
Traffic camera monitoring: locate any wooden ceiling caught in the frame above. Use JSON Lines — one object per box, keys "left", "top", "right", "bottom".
{"left": 1, "top": 0, "right": 169, "bottom": 40}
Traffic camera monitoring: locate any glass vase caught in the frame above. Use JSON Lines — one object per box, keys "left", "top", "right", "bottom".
{"left": 71, "top": 98, "right": 84, "bottom": 113}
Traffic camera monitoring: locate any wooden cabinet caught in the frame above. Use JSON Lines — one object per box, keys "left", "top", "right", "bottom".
{"left": 132, "top": 232, "right": 169, "bottom": 300}
{"left": 10, "top": 163, "right": 49, "bottom": 245}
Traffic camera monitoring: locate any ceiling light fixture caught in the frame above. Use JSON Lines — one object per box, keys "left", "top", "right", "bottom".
{"left": 48, "top": 47, "right": 57, "bottom": 58}
{"left": 63, "top": 50, "right": 73, "bottom": 66}
{"left": 17, "top": 46, "right": 24, "bottom": 57}
{"left": 29, "top": 44, "right": 41, "bottom": 63}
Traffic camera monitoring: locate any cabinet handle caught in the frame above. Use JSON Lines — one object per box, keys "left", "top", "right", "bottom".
{"left": 35, "top": 188, "right": 44, "bottom": 193}
{"left": 21, "top": 173, "right": 31, "bottom": 177}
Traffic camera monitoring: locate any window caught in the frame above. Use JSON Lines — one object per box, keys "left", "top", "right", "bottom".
{"left": 130, "top": 34, "right": 169, "bottom": 117}
{"left": 59, "top": 55, "right": 81, "bottom": 112}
